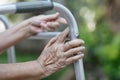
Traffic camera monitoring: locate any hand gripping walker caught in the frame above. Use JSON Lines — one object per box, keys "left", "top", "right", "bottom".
{"left": 0, "top": 0, "right": 85, "bottom": 80}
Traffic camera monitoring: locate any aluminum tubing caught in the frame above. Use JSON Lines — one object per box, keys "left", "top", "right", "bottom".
{"left": 53, "top": 2, "right": 85, "bottom": 80}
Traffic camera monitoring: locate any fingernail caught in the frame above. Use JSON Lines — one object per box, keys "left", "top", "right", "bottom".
{"left": 81, "top": 40, "right": 85, "bottom": 44}
{"left": 82, "top": 46, "right": 85, "bottom": 49}
{"left": 63, "top": 19, "right": 68, "bottom": 24}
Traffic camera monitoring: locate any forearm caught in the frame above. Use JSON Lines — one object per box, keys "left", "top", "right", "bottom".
{"left": 0, "top": 13, "right": 65, "bottom": 54}
{"left": 0, "top": 60, "right": 44, "bottom": 80}
{"left": 0, "top": 20, "right": 32, "bottom": 54}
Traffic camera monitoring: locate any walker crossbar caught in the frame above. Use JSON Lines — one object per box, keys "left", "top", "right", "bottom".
{"left": 30, "top": 32, "right": 60, "bottom": 39}
{"left": 0, "top": 1, "right": 53, "bottom": 14}
{"left": 0, "top": 1, "right": 85, "bottom": 80}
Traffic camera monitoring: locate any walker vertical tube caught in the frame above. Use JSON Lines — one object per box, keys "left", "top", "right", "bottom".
{"left": 53, "top": 2, "right": 85, "bottom": 80}
{"left": 0, "top": 15, "right": 16, "bottom": 63}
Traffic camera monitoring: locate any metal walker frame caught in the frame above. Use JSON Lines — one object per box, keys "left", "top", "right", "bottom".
{"left": 0, "top": 1, "right": 85, "bottom": 80}
{"left": 0, "top": 15, "right": 16, "bottom": 63}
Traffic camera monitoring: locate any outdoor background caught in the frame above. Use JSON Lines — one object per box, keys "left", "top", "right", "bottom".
{"left": 0, "top": 0, "right": 120, "bottom": 80}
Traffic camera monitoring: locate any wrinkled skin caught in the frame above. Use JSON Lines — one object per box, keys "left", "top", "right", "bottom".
{"left": 37, "top": 28, "right": 85, "bottom": 78}
{"left": 26, "top": 12, "right": 67, "bottom": 34}
{"left": 0, "top": 13, "right": 67, "bottom": 53}
{"left": 0, "top": 13, "right": 85, "bottom": 80}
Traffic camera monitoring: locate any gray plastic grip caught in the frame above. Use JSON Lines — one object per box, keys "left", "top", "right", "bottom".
{"left": 16, "top": 1, "right": 53, "bottom": 13}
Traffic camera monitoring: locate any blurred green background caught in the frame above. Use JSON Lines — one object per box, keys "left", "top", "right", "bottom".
{"left": 0, "top": 0, "right": 120, "bottom": 80}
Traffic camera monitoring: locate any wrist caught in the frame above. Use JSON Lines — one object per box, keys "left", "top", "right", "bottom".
{"left": 14, "top": 20, "right": 35, "bottom": 38}
{"left": 35, "top": 60, "right": 47, "bottom": 79}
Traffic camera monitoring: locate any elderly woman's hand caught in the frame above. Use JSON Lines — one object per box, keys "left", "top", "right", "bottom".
{"left": 28, "top": 12, "right": 67, "bottom": 33}
{"left": 0, "top": 13, "right": 66, "bottom": 53}
{"left": 14, "top": 12, "right": 67, "bottom": 38}
{"left": 37, "top": 28, "right": 85, "bottom": 78}
{"left": 20, "top": 12, "right": 67, "bottom": 36}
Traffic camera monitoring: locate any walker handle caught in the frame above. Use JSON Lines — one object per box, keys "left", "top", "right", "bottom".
{"left": 16, "top": 1, "right": 53, "bottom": 13}
{"left": 0, "top": 1, "right": 53, "bottom": 14}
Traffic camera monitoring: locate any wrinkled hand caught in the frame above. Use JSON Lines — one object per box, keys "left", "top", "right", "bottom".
{"left": 37, "top": 28, "right": 85, "bottom": 78}
{"left": 28, "top": 12, "right": 67, "bottom": 34}
{"left": 17, "top": 13, "right": 67, "bottom": 37}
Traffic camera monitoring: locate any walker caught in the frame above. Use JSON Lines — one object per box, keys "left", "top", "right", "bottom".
{"left": 0, "top": 0, "right": 85, "bottom": 80}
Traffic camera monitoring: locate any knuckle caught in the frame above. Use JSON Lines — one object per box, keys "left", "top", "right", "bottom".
{"left": 29, "top": 19, "right": 34, "bottom": 25}
{"left": 56, "top": 54, "right": 60, "bottom": 59}
{"left": 61, "top": 45, "right": 64, "bottom": 51}
{"left": 53, "top": 23, "right": 60, "bottom": 29}
{"left": 59, "top": 62, "right": 65, "bottom": 68}
{"left": 76, "top": 48, "right": 81, "bottom": 52}
{"left": 69, "top": 59, "right": 75, "bottom": 63}
{"left": 67, "top": 42, "right": 72, "bottom": 47}
{"left": 63, "top": 45, "right": 67, "bottom": 51}
{"left": 56, "top": 53, "right": 62, "bottom": 59}
{"left": 56, "top": 22, "right": 60, "bottom": 26}
{"left": 60, "top": 32, "right": 64, "bottom": 36}
{"left": 47, "top": 22, "right": 51, "bottom": 26}
{"left": 58, "top": 33, "right": 62, "bottom": 37}
{"left": 80, "top": 46, "right": 86, "bottom": 52}
{"left": 56, "top": 52, "right": 61, "bottom": 58}
{"left": 70, "top": 49, "right": 75, "bottom": 53}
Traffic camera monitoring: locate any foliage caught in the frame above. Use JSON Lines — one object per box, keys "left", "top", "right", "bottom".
{"left": 66, "top": 0, "right": 120, "bottom": 80}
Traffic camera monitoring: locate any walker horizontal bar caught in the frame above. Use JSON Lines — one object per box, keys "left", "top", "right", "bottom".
{"left": 29, "top": 32, "right": 60, "bottom": 39}
{"left": 0, "top": 1, "right": 53, "bottom": 14}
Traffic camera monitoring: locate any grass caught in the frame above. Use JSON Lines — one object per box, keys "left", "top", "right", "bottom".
{"left": 0, "top": 51, "right": 37, "bottom": 63}
{"left": 0, "top": 52, "right": 8, "bottom": 63}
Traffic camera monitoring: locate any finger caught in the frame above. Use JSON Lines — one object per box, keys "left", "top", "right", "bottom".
{"left": 39, "top": 22, "right": 48, "bottom": 31}
{"left": 64, "top": 46, "right": 85, "bottom": 58}
{"left": 64, "top": 39, "right": 85, "bottom": 51}
{"left": 56, "top": 17, "right": 68, "bottom": 24}
{"left": 46, "top": 22, "right": 60, "bottom": 31}
{"left": 40, "top": 21, "right": 59, "bottom": 32}
{"left": 29, "top": 19, "right": 42, "bottom": 27}
{"left": 45, "top": 34, "right": 60, "bottom": 48}
{"left": 66, "top": 54, "right": 84, "bottom": 65}
{"left": 40, "top": 22, "right": 56, "bottom": 32}
{"left": 41, "top": 12, "right": 60, "bottom": 21}
{"left": 30, "top": 12, "right": 59, "bottom": 26}
{"left": 56, "top": 28, "right": 69, "bottom": 43}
